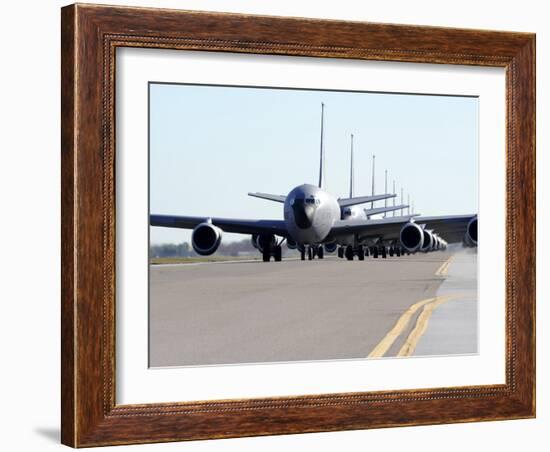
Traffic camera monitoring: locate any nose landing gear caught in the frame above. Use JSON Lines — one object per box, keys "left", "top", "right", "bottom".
{"left": 317, "top": 246, "right": 324, "bottom": 259}
{"left": 298, "top": 245, "right": 325, "bottom": 261}
{"left": 307, "top": 245, "right": 324, "bottom": 260}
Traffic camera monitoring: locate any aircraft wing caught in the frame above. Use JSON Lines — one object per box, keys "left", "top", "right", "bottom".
{"left": 363, "top": 204, "right": 409, "bottom": 217}
{"left": 412, "top": 215, "right": 477, "bottom": 243}
{"left": 338, "top": 193, "right": 396, "bottom": 208}
{"left": 327, "top": 214, "right": 476, "bottom": 243}
{"left": 248, "top": 192, "right": 287, "bottom": 203}
{"left": 150, "top": 214, "right": 288, "bottom": 236}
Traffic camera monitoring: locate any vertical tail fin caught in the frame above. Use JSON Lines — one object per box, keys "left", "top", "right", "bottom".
{"left": 384, "top": 170, "right": 388, "bottom": 217}
{"left": 371, "top": 154, "right": 376, "bottom": 209}
{"left": 393, "top": 180, "right": 396, "bottom": 217}
{"left": 318, "top": 103, "right": 326, "bottom": 189}
{"left": 349, "top": 134, "right": 354, "bottom": 198}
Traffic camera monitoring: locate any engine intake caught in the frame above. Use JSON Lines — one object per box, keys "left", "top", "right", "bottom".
{"left": 324, "top": 242, "right": 337, "bottom": 253}
{"left": 400, "top": 222, "right": 424, "bottom": 253}
{"left": 286, "top": 238, "right": 298, "bottom": 250}
{"left": 420, "top": 229, "right": 434, "bottom": 253}
{"left": 465, "top": 217, "right": 478, "bottom": 247}
{"left": 192, "top": 222, "right": 222, "bottom": 255}
{"left": 432, "top": 234, "right": 440, "bottom": 250}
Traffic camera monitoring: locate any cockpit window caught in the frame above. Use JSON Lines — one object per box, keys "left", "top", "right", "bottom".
{"left": 291, "top": 196, "right": 320, "bottom": 206}
{"left": 304, "top": 197, "right": 320, "bottom": 205}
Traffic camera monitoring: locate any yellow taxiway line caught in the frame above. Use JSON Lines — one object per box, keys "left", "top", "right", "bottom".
{"left": 368, "top": 294, "right": 458, "bottom": 359}
{"left": 367, "top": 296, "right": 437, "bottom": 358}
{"left": 435, "top": 255, "right": 454, "bottom": 276}
{"left": 397, "top": 295, "right": 455, "bottom": 356}
{"left": 368, "top": 255, "right": 459, "bottom": 359}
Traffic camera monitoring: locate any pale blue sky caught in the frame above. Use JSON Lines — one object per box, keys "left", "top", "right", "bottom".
{"left": 149, "top": 83, "right": 478, "bottom": 244}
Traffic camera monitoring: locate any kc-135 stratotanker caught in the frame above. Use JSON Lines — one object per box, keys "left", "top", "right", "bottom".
{"left": 150, "top": 103, "right": 477, "bottom": 262}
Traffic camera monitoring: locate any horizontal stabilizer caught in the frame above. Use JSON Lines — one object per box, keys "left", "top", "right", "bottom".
{"left": 364, "top": 204, "right": 409, "bottom": 217}
{"left": 338, "top": 193, "right": 395, "bottom": 208}
{"left": 248, "top": 192, "right": 287, "bottom": 203}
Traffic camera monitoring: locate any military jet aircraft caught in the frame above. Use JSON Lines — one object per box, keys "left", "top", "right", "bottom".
{"left": 150, "top": 104, "right": 477, "bottom": 262}
{"left": 334, "top": 135, "right": 455, "bottom": 260}
{"left": 333, "top": 133, "right": 413, "bottom": 260}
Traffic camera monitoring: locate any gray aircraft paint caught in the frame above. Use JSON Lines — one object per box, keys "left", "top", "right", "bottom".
{"left": 283, "top": 184, "right": 341, "bottom": 245}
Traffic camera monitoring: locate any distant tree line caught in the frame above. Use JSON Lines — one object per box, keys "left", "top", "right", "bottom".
{"left": 150, "top": 238, "right": 257, "bottom": 258}
{"left": 150, "top": 238, "right": 298, "bottom": 258}
{"left": 149, "top": 242, "right": 193, "bottom": 258}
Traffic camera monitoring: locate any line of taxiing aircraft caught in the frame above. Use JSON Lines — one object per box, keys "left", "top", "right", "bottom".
{"left": 151, "top": 103, "right": 477, "bottom": 262}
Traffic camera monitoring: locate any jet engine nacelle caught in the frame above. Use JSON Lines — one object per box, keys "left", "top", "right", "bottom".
{"left": 400, "top": 222, "right": 424, "bottom": 253}
{"left": 465, "top": 217, "right": 478, "bottom": 247}
{"left": 432, "top": 234, "right": 441, "bottom": 250}
{"left": 420, "top": 229, "right": 434, "bottom": 253}
{"left": 324, "top": 242, "right": 337, "bottom": 253}
{"left": 192, "top": 222, "right": 222, "bottom": 256}
{"left": 286, "top": 238, "right": 298, "bottom": 250}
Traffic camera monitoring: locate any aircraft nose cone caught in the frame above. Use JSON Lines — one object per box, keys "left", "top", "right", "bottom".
{"left": 292, "top": 201, "right": 315, "bottom": 229}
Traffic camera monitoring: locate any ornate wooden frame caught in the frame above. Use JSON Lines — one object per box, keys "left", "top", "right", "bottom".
{"left": 61, "top": 3, "right": 535, "bottom": 447}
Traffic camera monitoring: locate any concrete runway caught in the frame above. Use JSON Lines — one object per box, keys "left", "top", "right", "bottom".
{"left": 149, "top": 248, "right": 477, "bottom": 367}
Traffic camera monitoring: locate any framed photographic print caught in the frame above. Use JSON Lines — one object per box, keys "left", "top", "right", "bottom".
{"left": 61, "top": 3, "right": 535, "bottom": 447}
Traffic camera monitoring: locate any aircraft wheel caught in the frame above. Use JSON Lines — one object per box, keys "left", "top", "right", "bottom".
{"left": 357, "top": 247, "right": 365, "bottom": 261}
{"left": 381, "top": 246, "right": 387, "bottom": 258}
{"left": 337, "top": 247, "right": 344, "bottom": 259}
{"left": 274, "top": 246, "right": 282, "bottom": 262}
{"left": 345, "top": 245, "right": 354, "bottom": 260}
{"left": 389, "top": 247, "right": 394, "bottom": 257}
{"left": 365, "top": 247, "right": 370, "bottom": 257}
{"left": 300, "top": 249, "right": 305, "bottom": 260}
{"left": 262, "top": 249, "right": 271, "bottom": 262}
{"left": 373, "top": 247, "right": 378, "bottom": 258}
{"left": 317, "top": 246, "right": 324, "bottom": 259}
{"left": 396, "top": 248, "right": 401, "bottom": 257}
{"left": 307, "top": 246, "right": 314, "bottom": 260}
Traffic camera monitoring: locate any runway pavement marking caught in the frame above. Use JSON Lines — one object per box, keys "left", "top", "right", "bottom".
{"left": 367, "top": 297, "right": 438, "bottom": 358}
{"left": 397, "top": 295, "right": 457, "bottom": 357}
{"left": 435, "top": 255, "right": 454, "bottom": 276}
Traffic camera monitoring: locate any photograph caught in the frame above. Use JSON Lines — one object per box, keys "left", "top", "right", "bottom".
{"left": 148, "top": 82, "right": 479, "bottom": 367}
{"left": 52, "top": 1, "right": 536, "bottom": 448}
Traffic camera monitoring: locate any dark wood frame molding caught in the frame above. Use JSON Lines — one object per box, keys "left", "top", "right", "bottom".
{"left": 61, "top": 3, "right": 535, "bottom": 447}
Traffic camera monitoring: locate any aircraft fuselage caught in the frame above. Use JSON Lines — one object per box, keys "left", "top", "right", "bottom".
{"left": 283, "top": 183, "right": 340, "bottom": 245}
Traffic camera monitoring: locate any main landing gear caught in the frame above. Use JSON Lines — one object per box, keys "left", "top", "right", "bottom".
{"left": 336, "top": 244, "right": 408, "bottom": 260}
{"left": 262, "top": 245, "right": 282, "bottom": 262}
{"left": 260, "top": 237, "right": 285, "bottom": 262}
